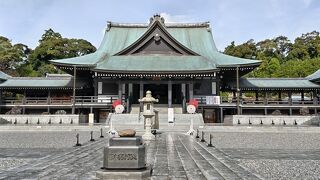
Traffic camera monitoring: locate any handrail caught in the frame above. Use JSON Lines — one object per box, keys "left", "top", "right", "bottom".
{"left": 0, "top": 96, "right": 318, "bottom": 106}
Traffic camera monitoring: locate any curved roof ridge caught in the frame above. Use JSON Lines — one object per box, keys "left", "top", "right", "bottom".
{"left": 8, "top": 76, "right": 72, "bottom": 80}
{"left": 107, "top": 21, "right": 210, "bottom": 29}
{"left": 245, "top": 77, "right": 307, "bottom": 80}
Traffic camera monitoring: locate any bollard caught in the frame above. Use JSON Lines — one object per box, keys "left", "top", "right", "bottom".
{"left": 75, "top": 133, "right": 82, "bottom": 146}
{"left": 248, "top": 119, "right": 252, "bottom": 125}
{"left": 200, "top": 131, "right": 205, "bottom": 142}
{"left": 260, "top": 120, "right": 263, "bottom": 125}
{"left": 14, "top": 118, "right": 17, "bottom": 125}
{"left": 271, "top": 120, "right": 274, "bottom": 125}
{"left": 237, "top": 119, "right": 240, "bottom": 125}
{"left": 48, "top": 118, "right": 52, "bottom": 124}
{"left": 283, "top": 120, "right": 286, "bottom": 125}
{"left": 37, "top": 118, "right": 40, "bottom": 125}
{"left": 25, "top": 119, "right": 28, "bottom": 124}
{"left": 196, "top": 129, "right": 199, "bottom": 138}
{"left": 90, "top": 131, "right": 95, "bottom": 141}
{"left": 294, "top": 120, "right": 297, "bottom": 125}
{"left": 100, "top": 128, "right": 104, "bottom": 138}
{"left": 59, "top": 118, "right": 62, "bottom": 124}
{"left": 70, "top": 119, "right": 73, "bottom": 124}
{"left": 207, "top": 134, "right": 213, "bottom": 147}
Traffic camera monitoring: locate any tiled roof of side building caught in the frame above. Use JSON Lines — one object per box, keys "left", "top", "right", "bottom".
{"left": 0, "top": 76, "right": 85, "bottom": 89}
{"left": 227, "top": 78, "right": 320, "bottom": 90}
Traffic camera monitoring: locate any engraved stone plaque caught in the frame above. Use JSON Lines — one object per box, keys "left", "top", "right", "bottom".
{"left": 103, "top": 136, "right": 146, "bottom": 170}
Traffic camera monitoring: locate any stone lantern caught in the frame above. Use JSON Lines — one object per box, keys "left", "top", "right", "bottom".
{"left": 139, "top": 91, "right": 158, "bottom": 141}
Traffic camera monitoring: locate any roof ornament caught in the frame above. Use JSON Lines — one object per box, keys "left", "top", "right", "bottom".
{"left": 106, "top": 21, "right": 111, "bottom": 31}
{"left": 149, "top": 14, "right": 165, "bottom": 26}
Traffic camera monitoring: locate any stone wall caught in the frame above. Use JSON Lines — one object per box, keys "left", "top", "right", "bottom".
{"left": 232, "top": 115, "right": 320, "bottom": 125}
{"left": 0, "top": 115, "right": 79, "bottom": 124}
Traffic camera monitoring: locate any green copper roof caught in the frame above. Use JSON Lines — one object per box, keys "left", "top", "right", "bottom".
{"left": 0, "top": 77, "right": 84, "bottom": 89}
{"left": 306, "top": 69, "right": 320, "bottom": 82}
{"left": 0, "top": 71, "right": 11, "bottom": 81}
{"left": 94, "top": 55, "right": 216, "bottom": 72}
{"left": 51, "top": 17, "right": 261, "bottom": 72}
{"left": 227, "top": 78, "right": 320, "bottom": 90}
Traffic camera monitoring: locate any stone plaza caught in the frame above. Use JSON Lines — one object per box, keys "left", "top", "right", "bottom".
{"left": 0, "top": 126, "right": 320, "bottom": 179}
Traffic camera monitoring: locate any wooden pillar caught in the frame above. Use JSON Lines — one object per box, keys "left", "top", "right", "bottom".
{"left": 118, "top": 81, "right": 122, "bottom": 101}
{"left": 93, "top": 78, "right": 98, "bottom": 97}
{"left": 233, "top": 91, "right": 236, "bottom": 101}
{"left": 255, "top": 91, "right": 259, "bottom": 101}
{"left": 168, "top": 81, "right": 172, "bottom": 108}
{"left": 278, "top": 91, "right": 282, "bottom": 101}
{"left": 289, "top": 108, "right": 292, "bottom": 116}
{"left": 0, "top": 90, "right": 2, "bottom": 113}
{"left": 47, "top": 91, "right": 51, "bottom": 113}
{"left": 264, "top": 108, "right": 267, "bottom": 115}
{"left": 23, "top": 90, "right": 26, "bottom": 114}
{"left": 264, "top": 91, "right": 268, "bottom": 105}
{"left": 220, "top": 107, "right": 224, "bottom": 123}
{"left": 127, "top": 83, "right": 133, "bottom": 113}
{"left": 288, "top": 91, "right": 292, "bottom": 105}
{"left": 72, "top": 65, "right": 76, "bottom": 114}
{"left": 189, "top": 82, "right": 193, "bottom": 100}
{"left": 313, "top": 90, "right": 318, "bottom": 105}
{"left": 139, "top": 81, "right": 144, "bottom": 112}
{"left": 301, "top": 90, "right": 304, "bottom": 101}
{"left": 181, "top": 83, "right": 186, "bottom": 112}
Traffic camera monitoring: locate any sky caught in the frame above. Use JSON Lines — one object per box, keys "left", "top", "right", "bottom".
{"left": 0, "top": 0, "right": 320, "bottom": 51}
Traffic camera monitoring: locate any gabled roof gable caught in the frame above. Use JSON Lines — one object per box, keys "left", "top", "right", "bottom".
{"left": 115, "top": 15, "right": 199, "bottom": 56}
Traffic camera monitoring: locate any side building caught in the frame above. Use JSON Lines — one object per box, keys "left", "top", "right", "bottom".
{"left": 0, "top": 15, "right": 320, "bottom": 123}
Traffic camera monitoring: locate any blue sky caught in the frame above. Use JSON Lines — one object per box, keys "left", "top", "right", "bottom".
{"left": 0, "top": 0, "right": 319, "bottom": 51}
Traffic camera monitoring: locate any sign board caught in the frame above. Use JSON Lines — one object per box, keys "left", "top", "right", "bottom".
{"left": 168, "top": 108, "right": 174, "bottom": 123}
{"left": 206, "top": 96, "right": 220, "bottom": 105}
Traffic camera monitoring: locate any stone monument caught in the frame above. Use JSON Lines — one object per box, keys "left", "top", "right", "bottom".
{"left": 96, "top": 133, "right": 151, "bottom": 179}
{"left": 139, "top": 91, "right": 159, "bottom": 141}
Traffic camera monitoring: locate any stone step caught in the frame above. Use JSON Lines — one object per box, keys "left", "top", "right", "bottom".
{"left": 130, "top": 105, "right": 183, "bottom": 114}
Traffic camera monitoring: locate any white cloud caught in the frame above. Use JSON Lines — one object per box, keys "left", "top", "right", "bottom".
{"left": 159, "top": 12, "right": 196, "bottom": 23}
{"left": 302, "top": 0, "right": 314, "bottom": 7}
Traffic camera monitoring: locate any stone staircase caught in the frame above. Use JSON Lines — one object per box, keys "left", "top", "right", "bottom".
{"left": 130, "top": 104, "right": 183, "bottom": 114}
{"left": 107, "top": 113, "right": 204, "bottom": 131}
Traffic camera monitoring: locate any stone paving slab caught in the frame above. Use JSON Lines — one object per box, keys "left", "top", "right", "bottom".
{"left": 0, "top": 131, "right": 320, "bottom": 179}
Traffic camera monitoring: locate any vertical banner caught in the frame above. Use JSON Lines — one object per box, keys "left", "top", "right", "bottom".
{"left": 212, "top": 82, "right": 217, "bottom": 95}
{"left": 98, "top": 82, "right": 102, "bottom": 94}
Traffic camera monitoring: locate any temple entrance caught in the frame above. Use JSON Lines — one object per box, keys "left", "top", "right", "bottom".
{"left": 144, "top": 84, "right": 168, "bottom": 104}
{"left": 131, "top": 83, "right": 183, "bottom": 106}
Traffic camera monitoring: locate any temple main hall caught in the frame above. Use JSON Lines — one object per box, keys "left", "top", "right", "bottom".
{"left": 0, "top": 15, "right": 319, "bottom": 123}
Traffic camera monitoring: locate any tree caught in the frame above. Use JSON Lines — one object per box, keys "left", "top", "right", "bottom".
{"left": 224, "top": 40, "right": 257, "bottom": 59}
{"left": 267, "top": 58, "right": 281, "bottom": 77}
{"left": 22, "top": 28, "right": 97, "bottom": 76}
{"left": 287, "top": 31, "right": 320, "bottom": 60}
{"left": 0, "top": 36, "right": 31, "bottom": 75}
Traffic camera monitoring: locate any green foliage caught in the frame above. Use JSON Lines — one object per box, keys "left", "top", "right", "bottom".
{"left": 224, "top": 31, "right": 320, "bottom": 78}
{"left": 224, "top": 40, "right": 257, "bottom": 59}
{"left": 20, "top": 28, "right": 96, "bottom": 76}
{"left": 0, "top": 36, "right": 31, "bottom": 75}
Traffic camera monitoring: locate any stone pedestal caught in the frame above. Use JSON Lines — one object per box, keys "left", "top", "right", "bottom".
{"left": 97, "top": 136, "right": 150, "bottom": 179}
{"left": 103, "top": 137, "right": 146, "bottom": 169}
{"left": 96, "top": 166, "right": 151, "bottom": 180}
